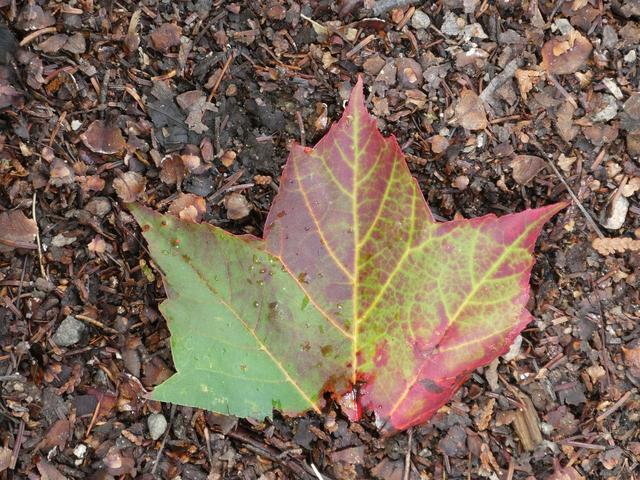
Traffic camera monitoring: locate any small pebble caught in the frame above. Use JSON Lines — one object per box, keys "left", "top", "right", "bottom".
{"left": 73, "top": 443, "right": 87, "bottom": 459}
{"left": 441, "top": 12, "right": 465, "bottom": 37}
{"left": 35, "top": 277, "right": 56, "bottom": 293}
{"left": 591, "top": 94, "right": 618, "bottom": 123}
{"left": 601, "top": 195, "right": 629, "bottom": 230}
{"left": 411, "top": 10, "right": 431, "bottom": 30}
{"left": 52, "top": 316, "right": 86, "bottom": 347}
{"left": 624, "top": 50, "right": 637, "bottom": 63}
{"left": 148, "top": 413, "right": 168, "bottom": 441}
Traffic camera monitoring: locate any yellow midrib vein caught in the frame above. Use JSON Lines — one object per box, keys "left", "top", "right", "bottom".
{"left": 351, "top": 110, "right": 361, "bottom": 385}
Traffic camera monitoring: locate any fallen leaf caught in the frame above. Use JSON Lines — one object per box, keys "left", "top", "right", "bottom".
{"left": 113, "top": 172, "right": 146, "bottom": 203}
{"left": 541, "top": 30, "right": 592, "bottom": 75}
{"left": 103, "top": 447, "right": 136, "bottom": 476}
{"left": 0, "top": 81, "right": 24, "bottom": 109}
{"left": 0, "top": 210, "right": 37, "bottom": 252}
{"left": 429, "top": 135, "right": 450, "bottom": 154}
{"left": 455, "top": 89, "right": 487, "bottom": 130}
{"left": 557, "top": 154, "right": 576, "bottom": 173}
{"left": 473, "top": 398, "right": 495, "bottom": 431}
{"left": 181, "top": 154, "right": 201, "bottom": 172}
{"left": 64, "top": 32, "right": 86, "bottom": 54}
{"left": 16, "top": 4, "right": 55, "bottom": 30}
{"left": 479, "top": 443, "right": 500, "bottom": 476}
{"left": 371, "top": 458, "right": 404, "bottom": 480}
{"left": 176, "top": 90, "right": 217, "bottom": 134}
{"left": 600, "top": 447, "right": 624, "bottom": 470}
{"left": 88, "top": 235, "right": 108, "bottom": 254}
{"left": 622, "top": 177, "right": 640, "bottom": 197}
{"left": 221, "top": 150, "right": 237, "bottom": 167}
{"left": 131, "top": 79, "right": 564, "bottom": 434}
{"left": 81, "top": 120, "right": 127, "bottom": 155}
{"left": 123, "top": 10, "right": 142, "bottom": 54}
{"left": 159, "top": 154, "right": 185, "bottom": 186}
{"left": 37, "top": 34, "right": 68, "bottom": 53}
{"left": 41, "top": 419, "right": 70, "bottom": 450}
{"left": 556, "top": 101, "right": 579, "bottom": 142}
{"left": 623, "top": 341, "right": 640, "bottom": 370}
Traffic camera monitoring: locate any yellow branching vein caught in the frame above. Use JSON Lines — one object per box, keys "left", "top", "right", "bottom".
{"left": 293, "top": 158, "right": 354, "bottom": 281}
{"left": 386, "top": 221, "right": 540, "bottom": 418}
{"left": 186, "top": 255, "right": 321, "bottom": 413}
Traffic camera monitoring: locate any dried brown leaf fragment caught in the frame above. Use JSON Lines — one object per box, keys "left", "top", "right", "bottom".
{"left": 113, "top": 172, "right": 146, "bottom": 203}
{"left": 510, "top": 155, "right": 546, "bottom": 185}
{"left": 169, "top": 193, "right": 206, "bottom": 223}
{"left": 541, "top": 30, "right": 592, "bottom": 75}
{"left": 81, "top": 120, "right": 127, "bottom": 155}
{"left": 223, "top": 192, "right": 251, "bottom": 220}
{"left": 455, "top": 89, "right": 487, "bottom": 131}
{"left": 0, "top": 210, "right": 37, "bottom": 252}
{"left": 150, "top": 23, "right": 182, "bottom": 52}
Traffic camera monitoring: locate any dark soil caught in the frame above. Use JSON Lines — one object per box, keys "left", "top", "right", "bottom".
{"left": 1, "top": 1, "right": 639, "bottom": 479}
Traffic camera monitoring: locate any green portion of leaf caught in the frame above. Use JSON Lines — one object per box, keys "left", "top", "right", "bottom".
{"left": 131, "top": 205, "right": 350, "bottom": 418}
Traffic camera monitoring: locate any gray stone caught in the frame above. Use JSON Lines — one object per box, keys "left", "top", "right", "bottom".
{"left": 52, "top": 316, "right": 86, "bottom": 347}
{"left": 148, "top": 413, "right": 168, "bottom": 441}
{"left": 591, "top": 94, "right": 618, "bottom": 123}
{"left": 600, "top": 195, "right": 629, "bottom": 230}
{"left": 441, "top": 12, "right": 465, "bottom": 37}
{"left": 411, "top": 10, "right": 431, "bottom": 30}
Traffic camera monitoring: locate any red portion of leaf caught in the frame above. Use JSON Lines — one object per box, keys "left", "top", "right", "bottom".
{"left": 264, "top": 77, "right": 565, "bottom": 434}
{"left": 359, "top": 206, "right": 562, "bottom": 433}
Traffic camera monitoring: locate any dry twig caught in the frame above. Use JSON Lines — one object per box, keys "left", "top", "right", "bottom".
{"left": 403, "top": 428, "right": 413, "bottom": 480}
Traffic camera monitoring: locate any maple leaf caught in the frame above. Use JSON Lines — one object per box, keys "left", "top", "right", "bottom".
{"left": 131, "top": 79, "right": 565, "bottom": 434}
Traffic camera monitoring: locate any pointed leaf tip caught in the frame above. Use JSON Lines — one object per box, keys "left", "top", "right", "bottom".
{"left": 346, "top": 75, "right": 366, "bottom": 115}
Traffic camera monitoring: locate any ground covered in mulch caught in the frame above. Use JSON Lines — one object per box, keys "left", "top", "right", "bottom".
{"left": 1, "top": 0, "right": 639, "bottom": 478}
